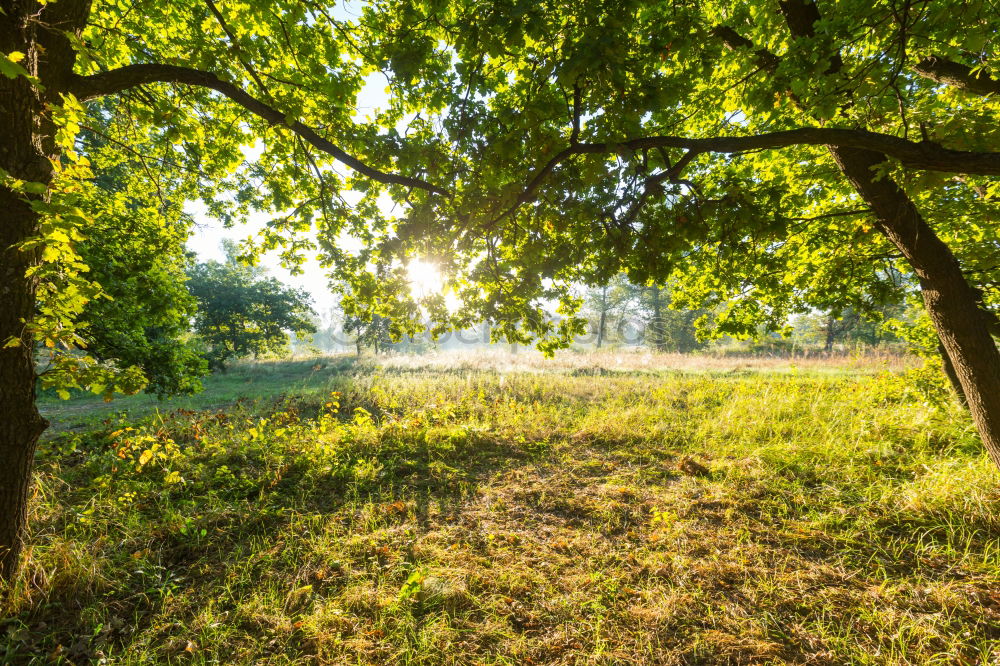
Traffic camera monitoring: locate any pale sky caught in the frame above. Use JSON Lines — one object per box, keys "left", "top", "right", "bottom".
{"left": 185, "top": 67, "right": 393, "bottom": 316}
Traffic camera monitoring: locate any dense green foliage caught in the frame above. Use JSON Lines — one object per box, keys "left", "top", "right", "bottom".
{"left": 6, "top": 0, "right": 995, "bottom": 388}
{"left": 75, "top": 132, "right": 207, "bottom": 396}
{"left": 187, "top": 252, "right": 316, "bottom": 370}
{"left": 4, "top": 355, "right": 997, "bottom": 663}
{"left": 310, "top": 0, "right": 997, "bottom": 345}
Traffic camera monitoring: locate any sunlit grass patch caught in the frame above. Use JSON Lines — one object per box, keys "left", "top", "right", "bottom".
{"left": 6, "top": 355, "right": 1000, "bottom": 664}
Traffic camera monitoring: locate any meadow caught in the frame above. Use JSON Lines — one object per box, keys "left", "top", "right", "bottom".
{"left": 3, "top": 351, "right": 999, "bottom": 664}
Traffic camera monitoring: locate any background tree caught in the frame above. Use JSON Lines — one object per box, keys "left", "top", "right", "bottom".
{"left": 792, "top": 306, "right": 905, "bottom": 352}
{"left": 642, "top": 284, "right": 707, "bottom": 354}
{"left": 343, "top": 314, "right": 393, "bottom": 356}
{"left": 187, "top": 246, "right": 316, "bottom": 370}
{"left": 585, "top": 277, "right": 707, "bottom": 351}
{"left": 74, "top": 128, "right": 207, "bottom": 396}
{"left": 300, "top": 302, "right": 348, "bottom": 354}
{"left": 584, "top": 274, "right": 634, "bottom": 348}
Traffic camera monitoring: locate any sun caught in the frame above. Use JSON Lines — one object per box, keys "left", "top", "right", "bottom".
{"left": 407, "top": 259, "right": 463, "bottom": 312}
{"left": 407, "top": 259, "right": 442, "bottom": 299}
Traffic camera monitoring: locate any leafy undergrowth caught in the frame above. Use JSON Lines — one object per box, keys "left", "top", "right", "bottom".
{"left": 5, "top": 362, "right": 1000, "bottom": 664}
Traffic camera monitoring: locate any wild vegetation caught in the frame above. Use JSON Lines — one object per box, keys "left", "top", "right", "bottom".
{"left": 2, "top": 0, "right": 999, "bottom": 585}
{"left": 1, "top": 6, "right": 999, "bottom": 666}
{"left": 2, "top": 353, "right": 998, "bottom": 664}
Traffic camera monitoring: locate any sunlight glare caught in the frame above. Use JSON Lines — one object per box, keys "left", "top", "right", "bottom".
{"left": 407, "top": 259, "right": 462, "bottom": 312}
{"left": 407, "top": 259, "right": 443, "bottom": 299}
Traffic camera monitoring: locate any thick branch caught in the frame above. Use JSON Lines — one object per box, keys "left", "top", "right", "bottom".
{"left": 596, "top": 128, "right": 1000, "bottom": 173}
{"left": 778, "top": 0, "right": 844, "bottom": 73}
{"left": 502, "top": 127, "right": 1000, "bottom": 216}
{"left": 914, "top": 56, "right": 1000, "bottom": 97}
{"left": 69, "top": 63, "right": 448, "bottom": 195}
{"left": 711, "top": 26, "right": 779, "bottom": 73}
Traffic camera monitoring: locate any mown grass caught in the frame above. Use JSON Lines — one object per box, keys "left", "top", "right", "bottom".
{"left": 5, "top": 353, "right": 1000, "bottom": 664}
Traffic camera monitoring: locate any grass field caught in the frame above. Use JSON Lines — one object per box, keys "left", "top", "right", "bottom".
{"left": 4, "top": 351, "right": 999, "bottom": 664}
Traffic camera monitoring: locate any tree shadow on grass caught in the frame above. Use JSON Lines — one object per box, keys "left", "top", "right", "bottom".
{"left": 6, "top": 366, "right": 1000, "bottom": 664}
{"left": 2, "top": 374, "right": 550, "bottom": 664}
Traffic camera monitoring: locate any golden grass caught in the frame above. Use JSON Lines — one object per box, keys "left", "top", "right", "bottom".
{"left": 5, "top": 354, "right": 998, "bottom": 664}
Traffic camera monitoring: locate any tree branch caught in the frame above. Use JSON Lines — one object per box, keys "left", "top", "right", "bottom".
{"left": 593, "top": 128, "right": 1000, "bottom": 174}
{"left": 69, "top": 63, "right": 449, "bottom": 195}
{"left": 914, "top": 56, "right": 1000, "bottom": 97}
{"left": 203, "top": 0, "right": 272, "bottom": 98}
{"left": 711, "top": 26, "right": 779, "bottom": 73}
{"left": 498, "top": 127, "right": 1000, "bottom": 221}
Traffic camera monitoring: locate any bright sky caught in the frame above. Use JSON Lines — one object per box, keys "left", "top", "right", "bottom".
{"left": 184, "top": 2, "right": 440, "bottom": 316}
{"left": 184, "top": 69, "right": 409, "bottom": 315}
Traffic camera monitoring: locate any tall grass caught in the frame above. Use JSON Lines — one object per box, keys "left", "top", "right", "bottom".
{"left": 5, "top": 354, "right": 998, "bottom": 664}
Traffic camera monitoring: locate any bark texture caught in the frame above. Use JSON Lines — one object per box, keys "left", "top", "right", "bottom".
{"left": 831, "top": 147, "right": 1000, "bottom": 469}
{"left": 0, "top": 3, "right": 52, "bottom": 581}
{"left": 939, "top": 343, "right": 968, "bottom": 406}
{"left": 0, "top": 0, "right": 91, "bottom": 581}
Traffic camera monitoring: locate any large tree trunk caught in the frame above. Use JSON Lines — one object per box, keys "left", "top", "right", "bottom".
{"left": 0, "top": 184, "right": 49, "bottom": 581}
{"left": 831, "top": 147, "right": 1000, "bottom": 469}
{"left": 0, "top": 0, "right": 87, "bottom": 582}
{"left": 939, "top": 343, "right": 968, "bottom": 406}
{"left": 0, "top": 72, "right": 51, "bottom": 584}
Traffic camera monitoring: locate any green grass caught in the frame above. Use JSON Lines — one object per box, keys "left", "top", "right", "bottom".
{"left": 5, "top": 353, "right": 1000, "bottom": 664}
{"left": 36, "top": 357, "right": 360, "bottom": 435}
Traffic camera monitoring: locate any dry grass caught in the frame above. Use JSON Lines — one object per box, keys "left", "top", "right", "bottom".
{"left": 376, "top": 347, "right": 916, "bottom": 375}
{"left": 5, "top": 353, "right": 998, "bottom": 664}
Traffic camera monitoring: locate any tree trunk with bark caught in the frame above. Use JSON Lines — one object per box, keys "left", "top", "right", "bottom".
{"left": 939, "top": 343, "right": 968, "bottom": 405}
{"left": 831, "top": 146, "right": 1000, "bottom": 469}
{"left": 0, "top": 181, "right": 50, "bottom": 581}
{"left": 0, "top": 12, "right": 52, "bottom": 583}
{"left": 0, "top": 0, "right": 93, "bottom": 582}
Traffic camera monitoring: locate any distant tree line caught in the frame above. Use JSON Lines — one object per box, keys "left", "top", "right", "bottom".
{"left": 581, "top": 276, "right": 909, "bottom": 354}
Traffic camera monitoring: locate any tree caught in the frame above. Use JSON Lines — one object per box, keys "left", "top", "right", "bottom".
{"left": 642, "top": 285, "right": 707, "bottom": 354}
{"left": 302, "top": 301, "right": 348, "bottom": 354}
{"left": 343, "top": 313, "right": 393, "bottom": 356}
{"left": 583, "top": 274, "right": 634, "bottom": 348}
{"left": 75, "top": 128, "right": 207, "bottom": 396}
{"left": 349, "top": 0, "right": 999, "bottom": 468}
{"left": 2, "top": 0, "right": 1000, "bottom": 582}
{"left": 0, "top": 1, "right": 444, "bottom": 579}
{"left": 794, "top": 307, "right": 903, "bottom": 352}
{"left": 585, "top": 277, "right": 706, "bottom": 351}
{"left": 187, "top": 250, "right": 316, "bottom": 370}
{"left": 79, "top": 213, "right": 207, "bottom": 396}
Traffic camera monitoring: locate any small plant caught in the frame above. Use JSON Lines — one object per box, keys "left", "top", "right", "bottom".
{"left": 398, "top": 567, "right": 427, "bottom": 602}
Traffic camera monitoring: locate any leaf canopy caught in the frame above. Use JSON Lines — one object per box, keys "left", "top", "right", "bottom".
{"left": 38, "top": 0, "right": 1000, "bottom": 373}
